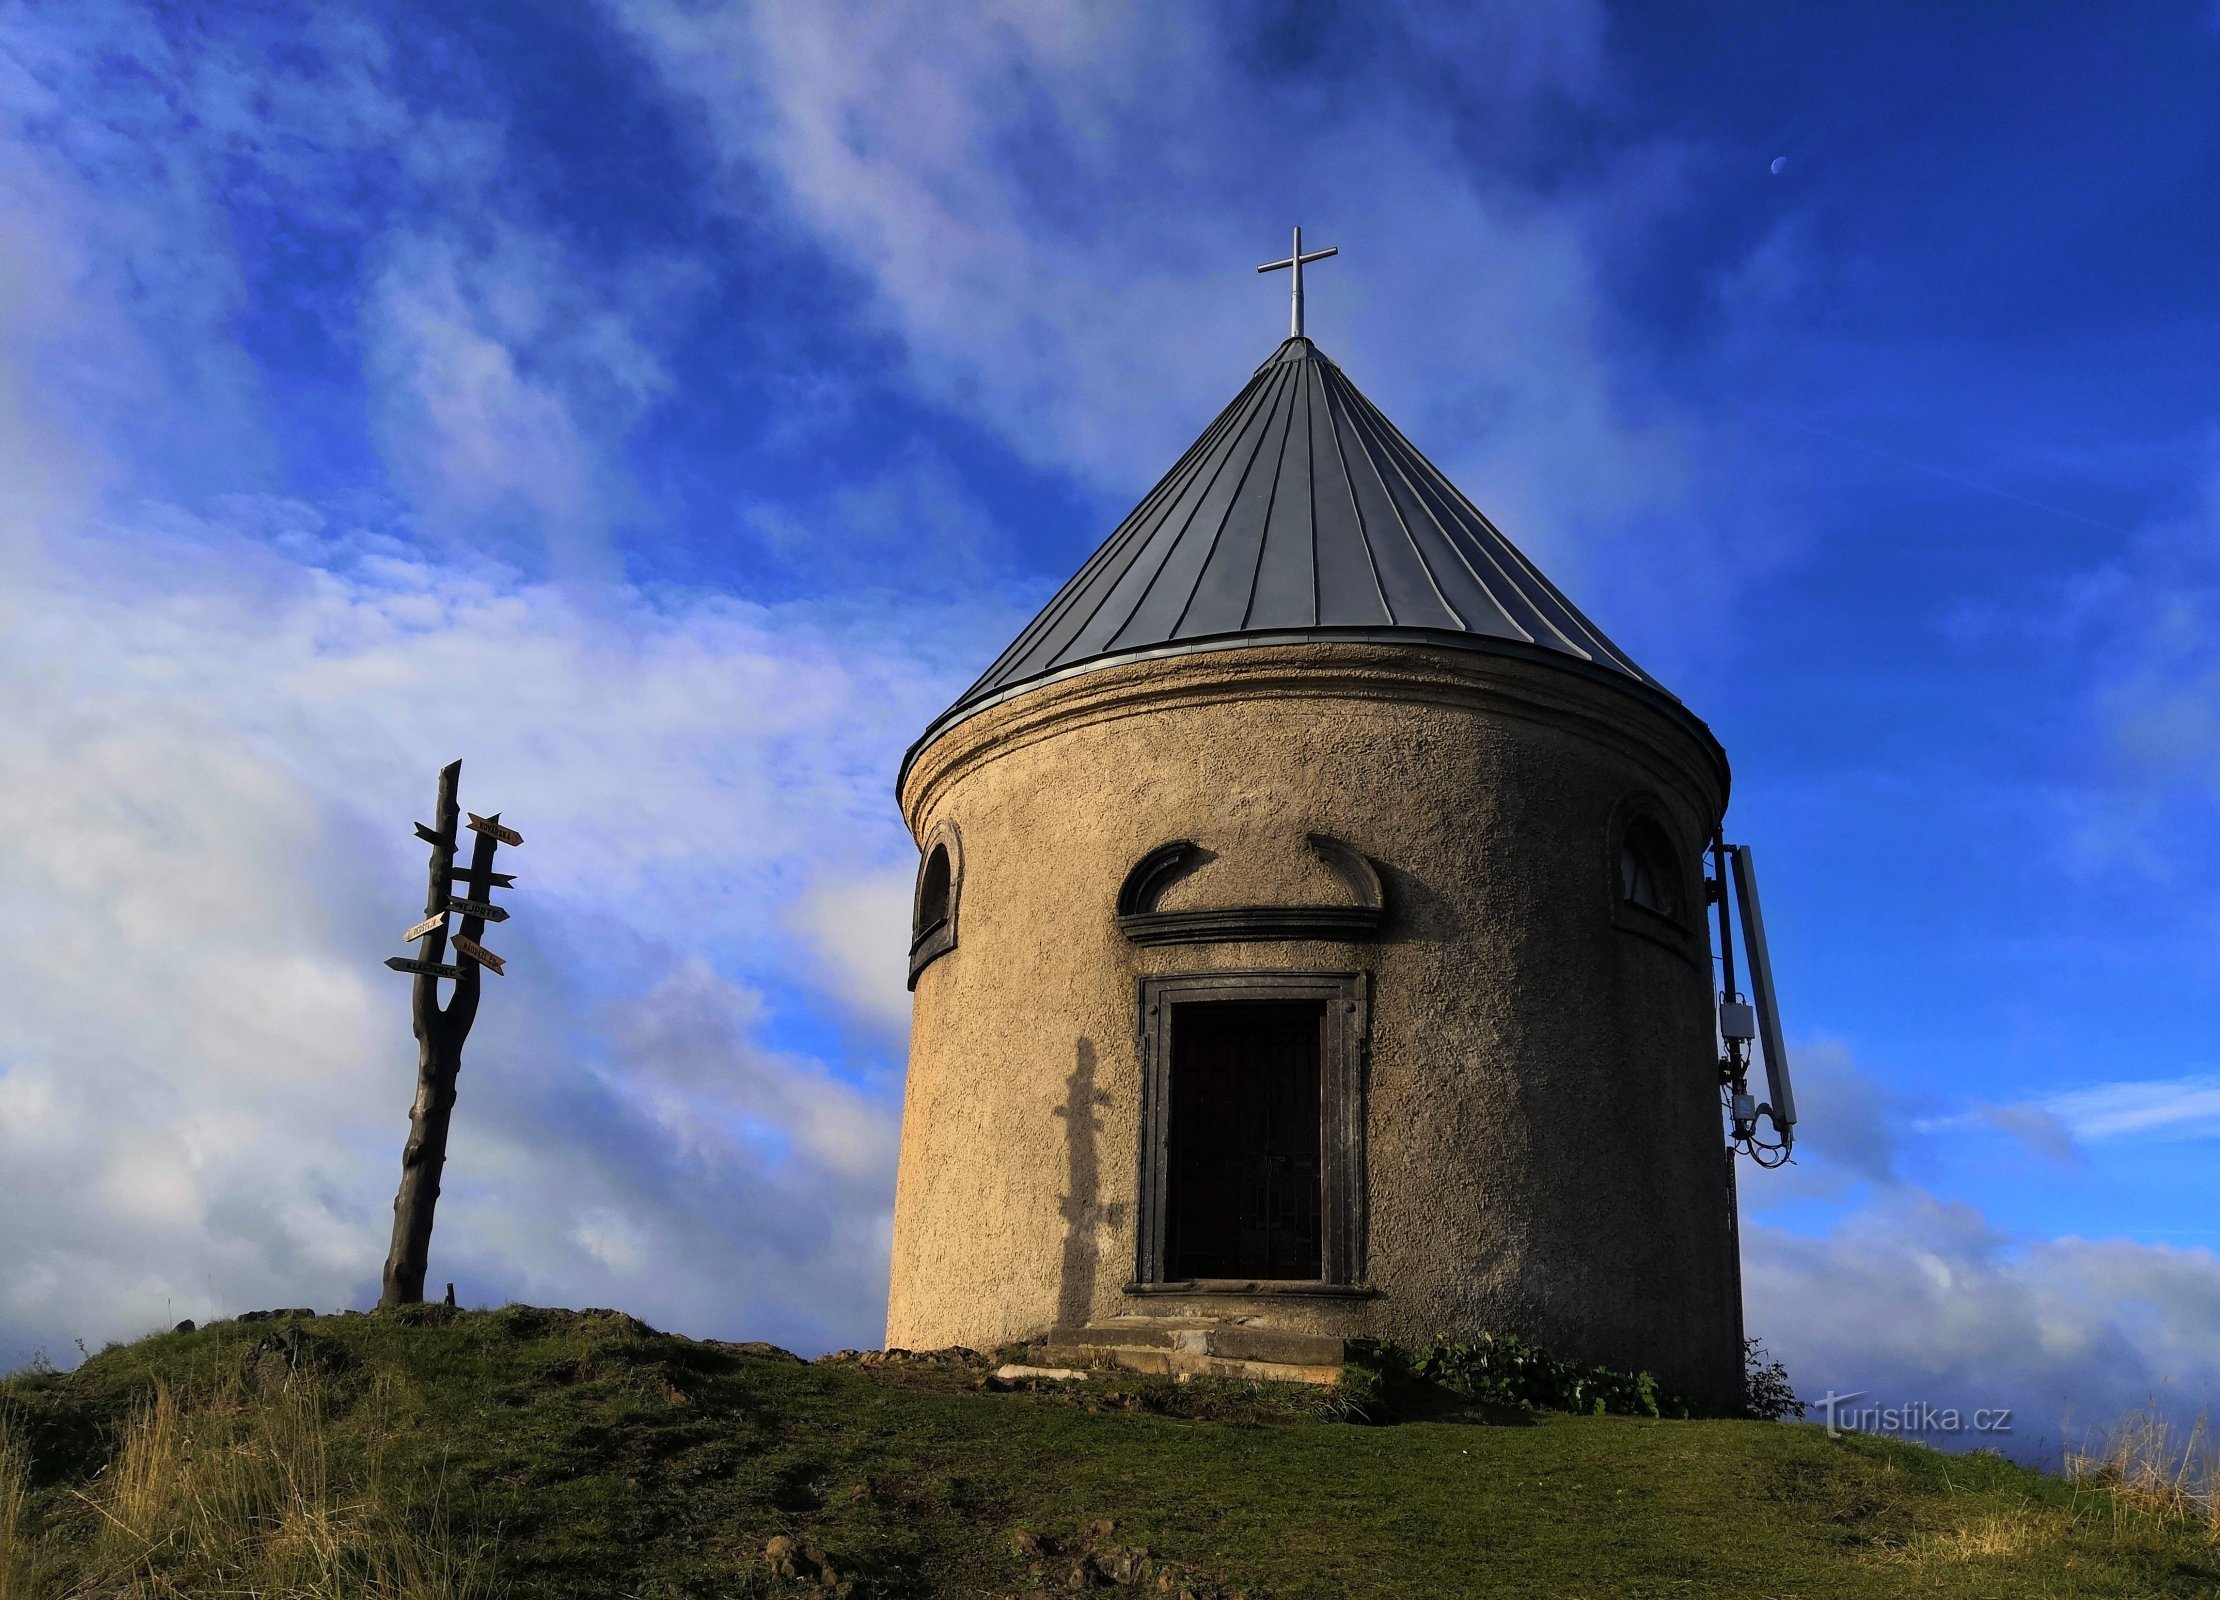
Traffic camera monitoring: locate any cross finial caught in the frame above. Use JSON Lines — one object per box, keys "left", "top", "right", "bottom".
{"left": 1256, "top": 225, "right": 1338, "bottom": 340}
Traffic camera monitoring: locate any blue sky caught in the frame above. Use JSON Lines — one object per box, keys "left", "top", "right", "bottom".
{"left": 4, "top": 1, "right": 2219, "bottom": 1456}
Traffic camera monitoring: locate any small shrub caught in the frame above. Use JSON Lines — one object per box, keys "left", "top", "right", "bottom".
{"left": 1411, "top": 1332, "right": 1686, "bottom": 1418}
{"left": 1332, "top": 1346, "right": 1396, "bottom": 1421}
{"left": 1743, "top": 1338, "right": 1804, "bottom": 1421}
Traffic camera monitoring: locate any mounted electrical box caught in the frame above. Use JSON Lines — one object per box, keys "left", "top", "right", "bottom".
{"left": 1712, "top": 841, "right": 1797, "bottom": 1166}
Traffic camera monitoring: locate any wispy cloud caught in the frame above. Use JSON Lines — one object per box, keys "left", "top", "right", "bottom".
{"left": 1917, "top": 1070, "right": 2220, "bottom": 1149}
{"left": 1744, "top": 1044, "right": 2220, "bottom": 1457}
{"left": 791, "top": 871, "right": 917, "bottom": 1042}
{"left": 2042, "top": 1073, "right": 2220, "bottom": 1142}
{"left": 0, "top": 496, "right": 953, "bottom": 1358}
{"left": 0, "top": 1, "right": 963, "bottom": 1361}
{"left": 604, "top": 0, "right": 1755, "bottom": 669}
{"left": 734, "top": 443, "right": 1019, "bottom": 595}
{"left": 1746, "top": 1195, "right": 2220, "bottom": 1457}
{"left": 2043, "top": 453, "right": 2220, "bottom": 881}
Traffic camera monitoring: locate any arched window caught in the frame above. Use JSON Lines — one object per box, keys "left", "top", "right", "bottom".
{"left": 916, "top": 845, "right": 952, "bottom": 933}
{"left": 1619, "top": 815, "right": 1681, "bottom": 921}
{"left": 1609, "top": 797, "right": 1698, "bottom": 961}
{"left": 908, "top": 825, "right": 962, "bottom": 988}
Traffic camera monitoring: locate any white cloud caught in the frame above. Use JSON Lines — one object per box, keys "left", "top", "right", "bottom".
{"left": 1746, "top": 1196, "right": 2220, "bottom": 1459}
{"left": 604, "top": 0, "right": 1737, "bottom": 644}
{"left": 0, "top": 8, "right": 966, "bottom": 1358}
{"left": 737, "top": 443, "right": 1017, "bottom": 593}
{"left": 366, "top": 224, "right": 705, "bottom": 575}
{"left": 1766, "top": 1036, "right": 1901, "bottom": 1189}
{"left": 792, "top": 871, "right": 917, "bottom": 1040}
{"left": 1968, "top": 1102, "right": 2080, "bottom": 1163}
{"left": 2041, "top": 1072, "right": 2220, "bottom": 1142}
{"left": 1917, "top": 1070, "right": 2220, "bottom": 1150}
{"left": 611, "top": 959, "right": 899, "bottom": 1181}
{"left": 2053, "top": 453, "right": 2220, "bottom": 883}
{"left": 609, "top": 0, "right": 1257, "bottom": 483}
{"left": 0, "top": 5, "right": 445, "bottom": 507}
{"left": 372, "top": 238, "right": 607, "bottom": 544}
{"left": 1742, "top": 1043, "right": 2220, "bottom": 1459}
{"left": 0, "top": 502, "right": 954, "bottom": 1361}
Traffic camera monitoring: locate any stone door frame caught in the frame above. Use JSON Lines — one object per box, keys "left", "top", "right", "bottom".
{"left": 1131, "top": 968, "right": 1371, "bottom": 1293}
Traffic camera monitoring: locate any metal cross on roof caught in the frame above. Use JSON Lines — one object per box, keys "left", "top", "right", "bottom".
{"left": 1256, "top": 225, "right": 1338, "bottom": 339}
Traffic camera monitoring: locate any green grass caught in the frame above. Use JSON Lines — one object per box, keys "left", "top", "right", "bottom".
{"left": 4, "top": 1305, "right": 2215, "bottom": 1598}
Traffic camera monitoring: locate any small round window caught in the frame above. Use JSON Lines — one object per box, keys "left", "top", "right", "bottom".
{"left": 1619, "top": 816, "right": 1681, "bottom": 921}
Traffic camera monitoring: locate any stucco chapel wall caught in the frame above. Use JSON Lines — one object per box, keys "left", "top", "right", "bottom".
{"left": 888, "top": 641, "right": 1741, "bottom": 1405}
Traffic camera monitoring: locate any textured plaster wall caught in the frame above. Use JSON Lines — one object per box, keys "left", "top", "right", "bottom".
{"left": 888, "top": 642, "right": 1743, "bottom": 1406}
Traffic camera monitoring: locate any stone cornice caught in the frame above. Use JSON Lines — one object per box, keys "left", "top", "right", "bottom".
{"left": 900, "top": 640, "right": 1729, "bottom": 839}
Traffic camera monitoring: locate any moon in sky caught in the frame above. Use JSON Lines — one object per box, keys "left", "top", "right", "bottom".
{"left": 1770, "top": 156, "right": 1788, "bottom": 175}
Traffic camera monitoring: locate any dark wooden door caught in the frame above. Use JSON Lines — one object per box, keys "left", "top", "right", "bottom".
{"left": 1165, "top": 1000, "right": 1324, "bottom": 1280}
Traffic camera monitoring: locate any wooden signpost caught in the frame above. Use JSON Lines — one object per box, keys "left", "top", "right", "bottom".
{"left": 377, "top": 760, "right": 521, "bottom": 1309}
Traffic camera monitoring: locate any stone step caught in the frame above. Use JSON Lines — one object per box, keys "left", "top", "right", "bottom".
{"left": 1043, "top": 1319, "right": 1347, "bottom": 1386}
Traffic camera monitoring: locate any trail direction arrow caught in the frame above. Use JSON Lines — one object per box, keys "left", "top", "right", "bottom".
{"left": 403, "top": 913, "right": 448, "bottom": 943}
{"left": 385, "top": 956, "right": 465, "bottom": 979}
{"left": 449, "top": 868, "right": 516, "bottom": 889}
{"left": 466, "top": 813, "right": 523, "bottom": 846}
{"left": 451, "top": 934, "right": 506, "bottom": 976}
{"left": 446, "top": 896, "right": 509, "bottom": 922}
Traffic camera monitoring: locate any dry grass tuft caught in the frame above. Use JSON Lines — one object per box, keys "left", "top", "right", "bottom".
{"left": 2065, "top": 1403, "right": 2220, "bottom": 1540}
{"left": 1, "top": 1402, "right": 38, "bottom": 1600}
{"left": 9, "top": 1371, "right": 496, "bottom": 1599}
{"left": 1880, "top": 1503, "right": 2064, "bottom": 1567}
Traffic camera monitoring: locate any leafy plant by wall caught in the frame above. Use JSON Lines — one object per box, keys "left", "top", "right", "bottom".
{"left": 1742, "top": 1338, "right": 1805, "bottom": 1422}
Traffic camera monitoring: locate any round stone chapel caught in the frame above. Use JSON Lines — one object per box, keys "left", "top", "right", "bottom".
{"left": 887, "top": 330, "right": 1743, "bottom": 1408}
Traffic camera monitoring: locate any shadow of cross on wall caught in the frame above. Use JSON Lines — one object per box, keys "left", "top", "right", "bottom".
{"left": 1054, "top": 1039, "right": 1127, "bottom": 1331}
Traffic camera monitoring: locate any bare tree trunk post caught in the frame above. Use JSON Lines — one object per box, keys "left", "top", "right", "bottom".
{"left": 378, "top": 762, "right": 518, "bottom": 1310}
{"left": 381, "top": 762, "right": 479, "bottom": 1307}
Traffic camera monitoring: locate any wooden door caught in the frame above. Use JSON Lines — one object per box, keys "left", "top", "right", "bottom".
{"left": 1164, "top": 1000, "right": 1325, "bottom": 1280}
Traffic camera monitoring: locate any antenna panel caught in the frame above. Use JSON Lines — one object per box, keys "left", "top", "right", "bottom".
{"left": 1729, "top": 845, "right": 1797, "bottom": 1136}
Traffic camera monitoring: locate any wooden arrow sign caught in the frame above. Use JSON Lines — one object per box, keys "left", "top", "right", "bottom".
{"left": 403, "top": 913, "right": 448, "bottom": 943}
{"left": 451, "top": 934, "right": 506, "bottom": 976}
{"left": 446, "top": 896, "right": 509, "bottom": 923}
{"left": 448, "top": 868, "right": 516, "bottom": 889}
{"left": 385, "top": 955, "right": 465, "bottom": 979}
{"left": 466, "top": 813, "right": 523, "bottom": 846}
{"left": 414, "top": 822, "right": 446, "bottom": 847}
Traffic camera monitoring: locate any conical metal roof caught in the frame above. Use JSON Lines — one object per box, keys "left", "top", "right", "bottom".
{"left": 905, "top": 336, "right": 1708, "bottom": 778}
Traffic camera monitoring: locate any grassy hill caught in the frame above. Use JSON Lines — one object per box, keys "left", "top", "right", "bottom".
{"left": 3, "top": 1306, "right": 2214, "bottom": 1599}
